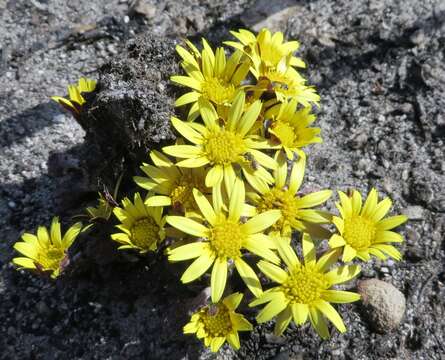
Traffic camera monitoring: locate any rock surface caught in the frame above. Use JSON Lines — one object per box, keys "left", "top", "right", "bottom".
{"left": 1, "top": 0, "right": 445, "bottom": 360}
{"left": 358, "top": 279, "right": 406, "bottom": 333}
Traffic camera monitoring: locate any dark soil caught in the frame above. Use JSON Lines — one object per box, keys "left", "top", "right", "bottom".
{"left": 1, "top": 1, "right": 444, "bottom": 359}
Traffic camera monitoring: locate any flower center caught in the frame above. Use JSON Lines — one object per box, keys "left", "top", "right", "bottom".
{"left": 37, "top": 246, "right": 64, "bottom": 271}
{"left": 210, "top": 217, "right": 245, "bottom": 259}
{"left": 204, "top": 130, "right": 246, "bottom": 165}
{"left": 200, "top": 304, "right": 232, "bottom": 337}
{"left": 282, "top": 266, "right": 330, "bottom": 304}
{"left": 170, "top": 173, "right": 205, "bottom": 211}
{"left": 271, "top": 121, "right": 297, "bottom": 147}
{"left": 256, "top": 187, "right": 297, "bottom": 230}
{"left": 131, "top": 217, "right": 160, "bottom": 249}
{"left": 343, "top": 216, "right": 376, "bottom": 250}
{"left": 201, "top": 77, "right": 236, "bottom": 105}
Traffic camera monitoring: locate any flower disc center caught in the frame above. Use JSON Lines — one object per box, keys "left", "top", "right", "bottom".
{"left": 38, "top": 246, "right": 64, "bottom": 271}
{"left": 131, "top": 217, "right": 160, "bottom": 249}
{"left": 204, "top": 130, "right": 246, "bottom": 165}
{"left": 343, "top": 216, "right": 376, "bottom": 250}
{"left": 283, "top": 267, "right": 329, "bottom": 304}
{"left": 210, "top": 218, "right": 245, "bottom": 259}
{"left": 202, "top": 77, "right": 235, "bottom": 105}
{"left": 201, "top": 304, "right": 232, "bottom": 337}
{"left": 256, "top": 188, "right": 296, "bottom": 230}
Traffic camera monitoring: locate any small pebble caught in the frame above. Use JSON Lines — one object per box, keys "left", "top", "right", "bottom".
{"left": 358, "top": 279, "right": 406, "bottom": 333}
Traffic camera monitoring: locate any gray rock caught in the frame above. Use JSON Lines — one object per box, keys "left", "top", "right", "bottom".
{"left": 402, "top": 206, "right": 424, "bottom": 220}
{"left": 358, "top": 279, "right": 406, "bottom": 333}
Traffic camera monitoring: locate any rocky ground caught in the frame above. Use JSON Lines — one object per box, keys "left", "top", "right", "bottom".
{"left": 1, "top": 0, "right": 444, "bottom": 359}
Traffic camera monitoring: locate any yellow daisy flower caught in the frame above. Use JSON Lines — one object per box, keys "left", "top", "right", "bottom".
{"left": 171, "top": 39, "right": 250, "bottom": 120}
{"left": 111, "top": 193, "right": 166, "bottom": 253}
{"left": 329, "top": 189, "right": 408, "bottom": 262}
{"left": 247, "top": 152, "right": 332, "bottom": 237}
{"left": 12, "top": 217, "right": 82, "bottom": 278}
{"left": 251, "top": 233, "right": 361, "bottom": 339}
{"left": 167, "top": 178, "right": 281, "bottom": 302}
{"left": 162, "top": 92, "right": 277, "bottom": 190}
{"left": 184, "top": 292, "right": 253, "bottom": 352}
{"left": 133, "top": 150, "right": 208, "bottom": 216}
{"left": 225, "top": 28, "right": 319, "bottom": 105}
{"left": 255, "top": 65, "right": 320, "bottom": 105}
{"left": 264, "top": 99, "right": 322, "bottom": 159}
{"left": 225, "top": 28, "right": 306, "bottom": 75}
{"left": 51, "top": 77, "right": 96, "bottom": 115}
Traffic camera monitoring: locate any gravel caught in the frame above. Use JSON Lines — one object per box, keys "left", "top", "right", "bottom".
{"left": 1, "top": 0, "right": 445, "bottom": 359}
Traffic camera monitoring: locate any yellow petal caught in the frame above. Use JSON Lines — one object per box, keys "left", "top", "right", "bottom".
{"left": 227, "top": 91, "right": 245, "bottom": 132}
{"left": 241, "top": 210, "right": 281, "bottom": 234}
{"left": 296, "top": 190, "right": 332, "bottom": 208}
{"left": 166, "top": 216, "right": 209, "bottom": 237}
{"left": 256, "top": 293, "right": 288, "bottom": 323}
{"left": 257, "top": 260, "right": 288, "bottom": 283}
{"left": 50, "top": 217, "right": 62, "bottom": 248}
{"left": 162, "top": 145, "right": 202, "bottom": 159}
{"left": 314, "top": 300, "right": 346, "bottom": 333}
{"left": 168, "top": 242, "right": 208, "bottom": 261}
{"left": 176, "top": 157, "right": 210, "bottom": 168}
{"left": 377, "top": 215, "right": 408, "bottom": 231}
{"left": 361, "top": 188, "right": 378, "bottom": 218}
{"left": 205, "top": 165, "right": 224, "bottom": 187}
{"left": 338, "top": 191, "right": 352, "bottom": 218}
{"left": 211, "top": 257, "right": 228, "bottom": 302}
{"left": 193, "top": 189, "right": 216, "bottom": 225}
{"left": 276, "top": 237, "right": 300, "bottom": 269}
{"left": 170, "top": 117, "right": 203, "bottom": 144}
{"left": 237, "top": 100, "right": 262, "bottom": 136}
{"left": 198, "top": 97, "right": 218, "bottom": 131}
{"left": 223, "top": 292, "right": 243, "bottom": 310}
{"left": 228, "top": 177, "right": 245, "bottom": 222}
{"left": 145, "top": 196, "right": 171, "bottom": 207}
{"left": 12, "top": 257, "right": 36, "bottom": 269}
{"left": 351, "top": 190, "right": 363, "bottom": 216}
{"left": 181, "top": 250, "right": 215, "bottom": 283}
{"left": 62, "top": 222, "right": 82, "bottom": 248}
{"left": 321, "top": 290, "right": 361, "bottom": 303}
{"left": 325, "top": 264, "right": 361, "bottom": 284}
{"left": 291, "top": 303, "right": 309, "bottom": 325}
{"left": 342, "top": 244, "right": 357, "bottom": 262}
{"left": 226, "top": 332, "right": 241, "bottom": 349}
{"left": 373, "top": 244, "right": 402, "bottom": 260}
{"left": 234, "top": 258, "right": 262, "bottom": 297}
{"left": 210, "top": 337, "right": 225, "bottom": 353}
{"left": 371, "top": 197, "right": 392, "bottom": 222}
{"left": 274, "top": 307, "right": 292, "bottom": 336}
{"left": 309, "top": 307, "right": 330, "bottom": 339}
{"left": 328, "top": 234, "right": 346, "bottom": 248}
{"left": 170, "top": 75, "right": 202, "bottom": 91}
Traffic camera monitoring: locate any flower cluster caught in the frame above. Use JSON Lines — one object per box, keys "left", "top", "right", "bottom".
{"left": 12, "top": 28, "right": 408, "bottom": 353}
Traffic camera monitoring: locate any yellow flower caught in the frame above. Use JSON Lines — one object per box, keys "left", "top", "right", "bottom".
{"left": 12, "top": 217, "right": 82, "bottom": 278}
{"left": 247, "top": 152, "right": 332, "bottom": 237}
{"left": 162, "top": 92, "right": 277, "bottom": 190}
{"left": 134, "top": 150, "right": 208, "bottom": 216}
{"left": 225, "top": 28, "right": 319, "bottom": 105}
{"left": 251, "top": 233, "right": 361, "bottom": 339}
{"left": 171, "top": 39, "right": 250, "bottom": 120}
{"left": 167, "top": 178, "right": 281, "bottom": 302}
{"left": 329, "top": 189, "right": 408, "bottom": 262}
{"left": 184, "top": 292, "right": 253, "bottom": 352}
{"left": 264, "top": 99, "right": 322, "bottom": 159}
{"left": 51, "top": 77, "right": 96, "bottom": 115}
{"left": 255, "top": 66, "right": 320, "bottom": 105}
{"left": 225, "top": 28, "right": 306, "bottom": 75}
{"left": 111, "top": 193, "right": 166, "bottom": 253}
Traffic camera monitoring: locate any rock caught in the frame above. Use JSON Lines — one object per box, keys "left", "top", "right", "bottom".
{"left": 241, "top": 0, "right": 299, "bottom": 32}
{"left": 129, "top": 0, "right": 157, "bottom": 19}
{"left": 402, "top": 206, "right": 424, "bottom": 220}
{"left": 265, "top": 333, "right": 286, "bottom": 345}
{"left": 358, "top": 279, "right": 406, "bottom": 333}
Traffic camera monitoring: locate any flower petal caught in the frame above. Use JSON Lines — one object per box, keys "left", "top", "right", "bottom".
{"left": 180, "top": 250, "right": 215, "bottom": 283}
{"left": 292, "top": 303, "right": 309, "bottom": 325}
{"left": 377, "top": 215, "right": 408, "bottom": 231}
{"left": 211, "top": 257, "right": 228, "bottom": 302}
{"left": 241, "top": 210, "right": 281, "bottom": 234}
{"left": 234, "top": 258, "right": 262, "bottom": 297}
{"left": 166, "top": 216, "right": 209, "bottom": 237}
{"left": 256, "top": 293, "right": 288, "bottom": 323}
{"left": 274, "top": 307, "right": 292, "bottom": 336}
{"left": 314, "top": 300, "right": 346, "bottom": 333}
{"left": 309, "top": 307, "right": 330, "bottom": 339}
{"left": 322, "top": 290, "right": 361, "bottom": 303}
{"left": 168, "top": 242, "right": 208, "bottom": 261}
{"left": 205, "top": 165, "right": 224, "bottom": 187}
{"left": 325, "top": 264, "right": 361, "bottom": 284}
{"left": 257, "top": 260, "right": 288, "bottom": 283}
